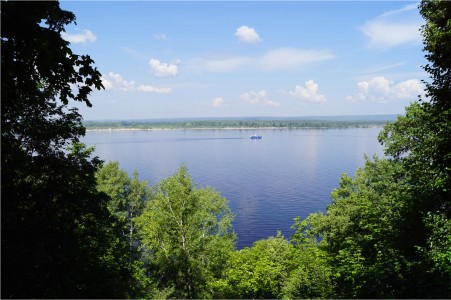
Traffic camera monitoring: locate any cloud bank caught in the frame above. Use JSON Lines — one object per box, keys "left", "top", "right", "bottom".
{"left": 102, "top": 72, "right": 135, "bottom": 92}
{"left": 137, "top": 85, "right": 172, "bottom": 94}
{"left": 347, "top": 76, "right": 424, "bottom": 103}
{"left": 101, "top": 72, "right": 171, "bottom": 94}
{"left": 241, "top": 90, "right": 279, "bottom": 107}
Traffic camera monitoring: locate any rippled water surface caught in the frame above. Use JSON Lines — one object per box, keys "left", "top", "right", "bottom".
{"left": 83, "top": 128, "right": 384, "bottom": 249}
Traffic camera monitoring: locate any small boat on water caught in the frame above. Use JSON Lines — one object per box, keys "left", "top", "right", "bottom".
{"left": 250, "top": 134, "right": 262, "bottom": 139}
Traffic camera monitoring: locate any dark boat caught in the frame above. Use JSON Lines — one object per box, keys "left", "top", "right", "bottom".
{"left": 250, "top": 134, "right": 262, "bottom": 139}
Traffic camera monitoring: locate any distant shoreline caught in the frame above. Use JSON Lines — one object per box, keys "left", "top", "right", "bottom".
{"left": 86, "top": 125, "right": 385, "bottom": 132}
{"left": 84, "top": 117, "right": 393, "bottom": 132}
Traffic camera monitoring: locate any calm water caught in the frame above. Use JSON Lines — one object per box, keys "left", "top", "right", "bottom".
{"left": 82, "top": 128, "right": 384, "bottom": 249}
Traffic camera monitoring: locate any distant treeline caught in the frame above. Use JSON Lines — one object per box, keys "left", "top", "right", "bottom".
{"left": 84, "top": 119, "right": 391, "bottom": 130}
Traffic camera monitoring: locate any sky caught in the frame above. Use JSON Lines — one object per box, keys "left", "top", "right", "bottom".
{"left": 59, "top": 1, "right": 428, "bottom": 120}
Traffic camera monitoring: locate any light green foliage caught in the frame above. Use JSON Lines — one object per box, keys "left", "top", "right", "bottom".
{"left": 214, "top": 232, "right": 295, "bottom": 299}
{"left": 135, "top": 166, "right": 235, "bottom": 299}
{"left": 306, "top": 157, "right": 409, "bottom": 298}
{"left": 96, "top": 162, "right": 150, "bottom": 252}
{"left": 284, "top": 217, "right": 333, "bottom": 299}
{"left": 214, "top": 230, "right": 332, "bottom": 299}
{"left": 96, "top": 162, "right": 153, "bottom": 297}
{"left": 96, "top": 162, "right": 151, "bottom": 234}
{"left": 282, "top": 246, "right": 333, "bottom": 299}
{"left": 96, "top": 162, "right": 131, "bottom": 221}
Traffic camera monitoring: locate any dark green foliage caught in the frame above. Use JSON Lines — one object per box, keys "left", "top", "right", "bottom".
{"left": 378, "top": 0, "right": 451, "bottom": 296}
{"left": 302, "top": 1, "right": 451, "bottom": 298}
{"left": 1, "top": 1, "right": 130, "bottom": 298}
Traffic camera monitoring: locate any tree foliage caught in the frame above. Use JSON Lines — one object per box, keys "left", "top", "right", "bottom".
{"left": 302, "top": 1, "right": 451, "bottom": 298}
{"left": 96, "top": 162, "right": 150, "bottom": 254}
{"left": 135, "top": 166, "right": 236, "bottom": 298}
{"left": 378, "top": 0, "right": 451, "bottom": 295}
{"left": 1, "top": 1, "right": 130, "bottom": 298}
{"left": 211, "top": 228, "right": 332, "bottom": 299}
{"left": 306, "top": 157, "right": 410, "bottom": 297}
{"left": 95, "top": 162, "right": 154, "bottom": 297}
{"left": 213, "top": 233, "right": 295, "bottom": 299}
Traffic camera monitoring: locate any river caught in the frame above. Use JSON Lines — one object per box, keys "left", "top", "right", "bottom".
{"left": 83, "top": 127, "right": 384, "bottom": 249}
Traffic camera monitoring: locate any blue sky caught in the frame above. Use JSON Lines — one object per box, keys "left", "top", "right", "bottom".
{"left": 60, "top": 1, "right": 427, "bottom": 120}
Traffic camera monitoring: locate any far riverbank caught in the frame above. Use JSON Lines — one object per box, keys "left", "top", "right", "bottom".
{"left": 84, "top": 117, "right": 394, "bottom": 131}
{"left": 86, "top": 125, "right": 385, "bottom": 132}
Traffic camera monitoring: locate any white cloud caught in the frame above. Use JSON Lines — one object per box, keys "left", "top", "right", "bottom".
{"left": 260, "top": 48, "right": 335, "bottom": 71}
{"left": 102, "top": 72, "right": 135, "bottom": 92}
{"left": 149, "top": 59, "right": 179, "bottom": 77}
{"left": 61, "top": 29, "right": 96, "bottom": 44}
{"left": 101, "top": 78, "right": 113, "bottom": 90}
{"left": 347, "top": 76, "right": 424, "bottom": 103}
{"left": 153, "top": 33, "right": 168, "bottom": 40}
{"left": 189, "top": 48, "right": 334, "bottom": 73}
{"left": 289, "top": 80, "right": 326, "bottom": 103}
{"left": 191, "top": 56, "right": 250, "bottom": 73}
{"left": 235, "top": 25, "right": 262, "bottom": 43}
{"left": 101, "top": 72, "right": 171, "bottom": 94}
{"left": 241, "top": 90, "right": 279, "bottom": 107}
{"left": 360, "top": 4, "right": 422, "bottom": 49}
{"left": 211, "top": 97, "right": 224, "bottom": 108}
{"left": 138, "top": 85, "right": 172, "bottom": 94}
{"left": 361, "top": 61, "right": 406, "bottom": 74}
{"left": 392, "top": 79, "right": 424, "bottom": 99}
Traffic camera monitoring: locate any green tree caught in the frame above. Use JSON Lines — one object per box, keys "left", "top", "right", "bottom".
{"left": 135, "top": 166, "right": 235, "bottom": 298}
{"left": 1, "top": 1, "right": 129, "bottom": 298}
{"left": 306, "top": 157, "right": 409, "bottom": 298}
{"left": 214, "top": 233, "right": 295, "bottom": 299}
{"left": 96, "top": 162, "right": 150, "bottom": 259}
{"left": 96, "top": 161, "right": 154, "bottom": 297}
{"left": 377, "top": 0, "right": 451, "bottom": 296}
{"left": 283, "top": 217, "right": 334, "bottom": 299}
{"left": 213, "top": 228, "right": 332, "bottom": 299}
{"left": 300, "top": 1, "right": 450, "bottom": 298}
